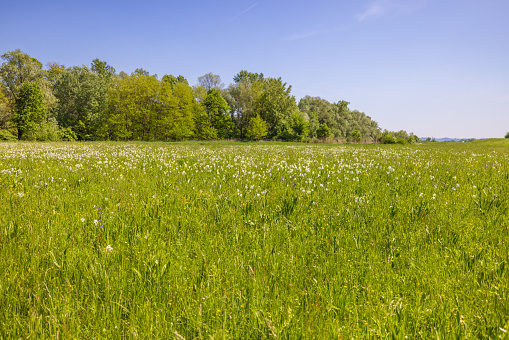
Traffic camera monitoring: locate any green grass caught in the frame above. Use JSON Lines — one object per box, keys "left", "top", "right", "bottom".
{"left": 1, "top": 141, "right": 508, "bottom": 339}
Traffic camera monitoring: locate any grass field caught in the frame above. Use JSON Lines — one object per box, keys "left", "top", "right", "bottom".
{"left": 1, "top": 140, "right": 508, "bottom": 339}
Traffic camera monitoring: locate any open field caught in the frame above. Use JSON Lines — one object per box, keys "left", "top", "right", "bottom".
{"left": 1, "top": 140, "right": 508, "bottom": 338}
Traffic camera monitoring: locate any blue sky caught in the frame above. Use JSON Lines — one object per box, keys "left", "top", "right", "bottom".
{"left": 2, "top": 0, "right": 508, "bottom": 138}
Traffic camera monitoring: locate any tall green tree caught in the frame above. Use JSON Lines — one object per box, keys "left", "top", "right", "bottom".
{"left": 255, "top": 77, "right": 298, "bottom": 138}
{"left": 91, "top": 59, "right": 116, "bottom": 80}
{"left": 45, "top": 62, "right": 67, "bottom": 89}
{"left": 233, "top": 70, "right": 264, "bottom": 84}
{"left": 202, "top": 89, "right": 233, "bottom": 139}
{"left": 227, "top": 78, "right": 263, "bottom": 138}
{"left": 505, "top": 132, "right": 509, "bottom": 139}
{"left": 0, "top": 85, "right": 13, "bottom": 131}
{"left": 298, "top": 96, "right": 334, "bottom": 129}
{"left": 0, "top": 50, "right": 56, "bottom": 113}
{"left": 133, "top": 68, "right": 151, "bottom": 77}
{"left": 160, "top": 81, "right": 196, "bottom": 140}
{"left": 106, "top": 75, "right": 197, "bottom": 141}
{"left": 14, "top": 82, "right": 46, "bottom": 140}
{"left": 246, "top": 114, "right": 268, "bottom": 140}
{"left": 106, "top": 74, "right": 160, "bottom": 140}
{"left": 162, "top": 74, "right": 188, "bottom": 90}
{"left": 0, "top": 50, "right": 45, "bottom": 99}
{"left": 54, "top": 66, "right": 109, "bottom": 140}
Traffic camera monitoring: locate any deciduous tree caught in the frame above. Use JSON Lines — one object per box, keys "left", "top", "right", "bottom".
{"left": 203, "top": 89, "right": 233, "bottom": 139}
{"left": 246, "top": 114, "right": 268, "bottom": 140}
{"left": 197, "top": 73, "right": 223, "bottom": 91}
{"left": 255, "top": 77, "right": 297, "bottom": 138}
{"left": 316, "top": 123, "right": 331, "bottom": 139}
{"left": 14, "top": 82, "right": 46, "bottom": 140}
{"left": 0, "top": 50, "right": 56, "bottom": 112}
{"left": 54, "top": 66, "right": 108, "bottom": 139}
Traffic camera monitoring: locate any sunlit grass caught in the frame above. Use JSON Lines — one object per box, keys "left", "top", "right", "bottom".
{"left": 1, "top": 141, "right": 508, "bottom": 338}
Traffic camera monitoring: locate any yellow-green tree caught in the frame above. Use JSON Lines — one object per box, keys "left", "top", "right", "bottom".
{"left": 14, "top": 82, "right": 46, "bottom": 140}
{"left": 246, "top": 114, "right": 268, "bottom": 140}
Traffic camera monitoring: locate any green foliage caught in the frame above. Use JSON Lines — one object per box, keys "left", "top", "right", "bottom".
{"left": 316, "top": 123, "right": 331, "bottom": 139}
{"left": 22, "top": 117, "right": 61, "bottom": 141}
{"left": 0, "top": 86, "right": 12, "bottom": 130}
{"left": 381, "top": 129, "right": 419, "bottom": 144}
{"left": 203, "top": 89, "right": 233, "bottom": 139}
{"left": 194, "top": 107, "right": 218, "bottom": 140}
{"left": 396, "top": 136, "right": 409, "bottom": 145}
{"left": 246, "top": 114, "right": 268, "bottom": 140}
{"left": 279, "top": 111, "right": 309, "bottom": 141}
{"left": 161, "top": 74, "right": 188, "bottom": 90}
{"left": 0, "top": 129, "right": 16, "bottom": 140}
{"left": 299, "top": 96, "right": 333, "bottom": 129}
{"left": 382, "top": 134, "right": 397, "bottom": 144}
{"left": 133, "top": 68, "right": 151, "bottom": 77}
{"left": 45, "top": 62, "right": 67, "bottom": 89}
{"left": 106, "top": 75, "right": 197, "bottom": 141}
{"left": 54, "top": 66, "right": 108, "bottom": 140}
{"left": 256, "top": 77, "right": 298, "bottom": 138}
{"left": 299, "top": 97, "right": 380, "bottom": 142}
{"left": 58, "top": 126, "right": 77, "bottom": 141}
{"left": 14, "top": 82, "right": 46, "bottom": 140}
{"left": 91, "top": 59, "right": 116, "bottom": 80}
{"left": 227, "top": 78, "right": 263, "bottom": 138}
{"left": 407, "top": 134, "right": 420, "bottom": 144}
{"left": 0, "top": 49, "right": 45, "bottom": 99}
{"left": 505, "top": 132, "right": 509, "bottom": 138}
{"left": 0, "top": 51, "right": 402, "bottom": 144}
{"left": 350, "top": 129, "right": 362, "bottom": 143}
{"left": 0, "top": 50, "right": 56, "bottom": 112}
{"left": 233, "top": 70, "right": 264, "bottom": 83}
{"left": 197, "top": 73, "right": 223, "bottom": 91}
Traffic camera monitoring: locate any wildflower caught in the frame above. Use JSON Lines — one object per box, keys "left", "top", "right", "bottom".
{"left": 17, "top": 192, "right": 24, "bottom": 198}
{"left": 94, "top": 220, "right": 99, "bottom": 225}
{"left": 81, "top": 218, "right": 85, "bottom": 223}
{"left": 106, "top": 245, "right": 113, "bottom": 252}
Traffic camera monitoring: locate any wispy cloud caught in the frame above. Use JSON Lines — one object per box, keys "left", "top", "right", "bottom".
{"left": 356, "top": 0, "right": 425, "bottom": 22}
{"left": 356, "top": 0, "right": 392, "bottom": 22}
{"left": 285, "top": 1, "right": 425, "bottom": 41}
{"left": 226, "top": 3, "right": 258, "bottom": 23}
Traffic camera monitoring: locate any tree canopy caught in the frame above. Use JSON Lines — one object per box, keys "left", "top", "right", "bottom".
{"left": 0, "top": 49, "right": 419, "bottom": 142}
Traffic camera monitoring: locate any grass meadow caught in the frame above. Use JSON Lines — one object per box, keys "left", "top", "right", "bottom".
{"left": 1, "top": 140, "right": 508, "bottom": 339}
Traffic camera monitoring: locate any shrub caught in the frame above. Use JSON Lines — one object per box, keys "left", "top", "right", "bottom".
{"left": 0, "top": 129, "right": 17, "bottom": 141}
{"left": 316, "top": 124, "right": 331, "bottom": 139}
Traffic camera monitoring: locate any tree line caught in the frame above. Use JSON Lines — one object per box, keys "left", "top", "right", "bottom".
{"left": 0, "top": 49, "right": 419, "bottom": 143}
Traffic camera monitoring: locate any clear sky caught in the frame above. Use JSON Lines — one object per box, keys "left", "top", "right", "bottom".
{"left": 1, "top": 0, "right": 508, "bottom": 138}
